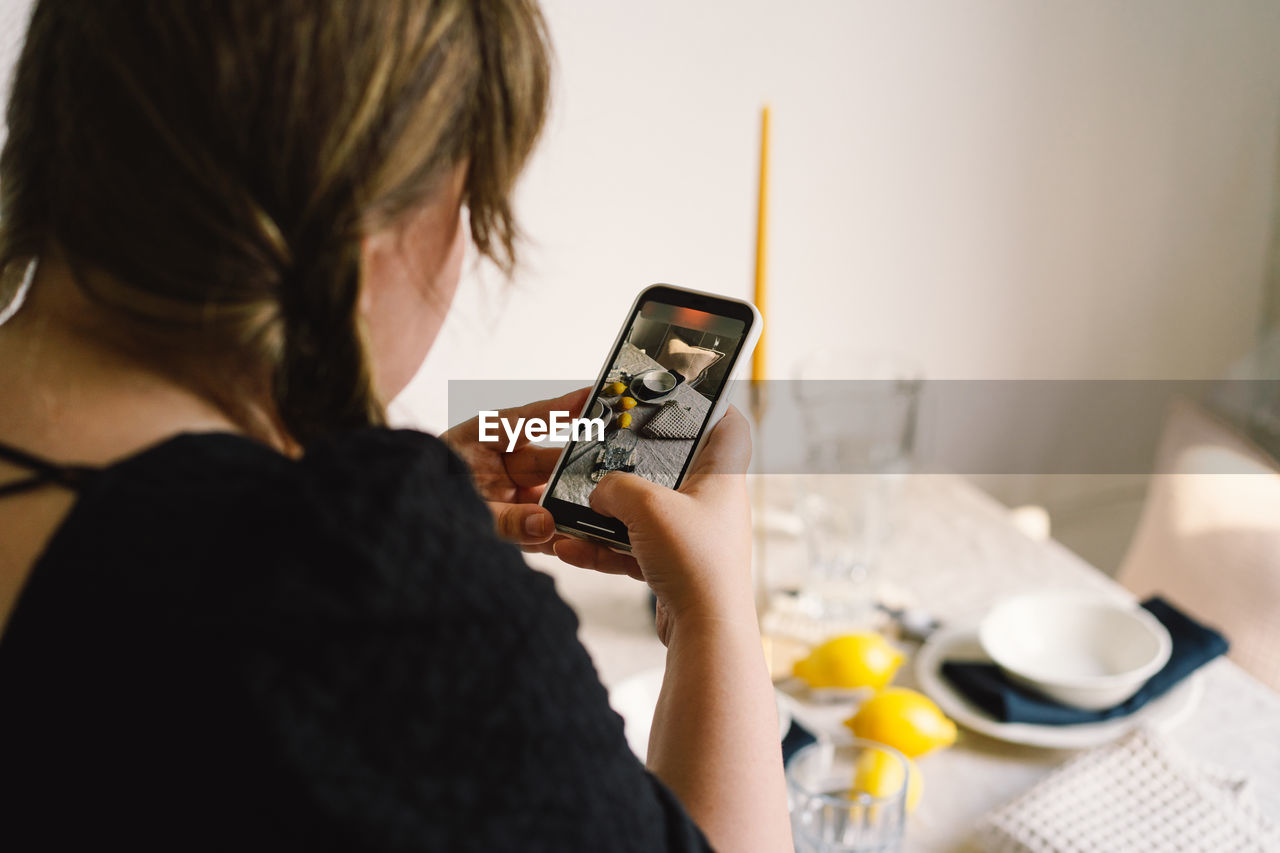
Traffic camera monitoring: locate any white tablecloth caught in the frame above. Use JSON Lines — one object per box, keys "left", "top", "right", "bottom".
{"left": 525, "top": 474, "right": 1280, "bottom": 851}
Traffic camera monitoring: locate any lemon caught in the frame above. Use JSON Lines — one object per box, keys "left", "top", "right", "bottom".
{"left": 852, "top": 750, "right": 922, "bottom": 814}
{"left": 617, "top": 396, "right": 638, "bottom": 411}
{"left": 845, "top": 687, "right": 956, "bottom": 758}
{"left": 792, "top": 633, "right": 903, "bottom": 690}
{"left": 616, "top": 412, "right": 633, "bottom": 429}
{"left": 604, "top": 382, "right": 626, "bottom": 396}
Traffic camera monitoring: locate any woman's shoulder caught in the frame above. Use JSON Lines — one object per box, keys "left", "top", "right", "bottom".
{"left": 43, "top": 426, "right": 543, "bottom": 620}
{"left": 118, "top": 426, "right": 466, "bottom": 492}
{"left": 105, "top": 426, "right": 486, "bottom": 531}
{"left": 301, "top": 425, "right": 463, "bottom": 477}
{"left": 294, "top": 426, "right": 492, "bottom": 539}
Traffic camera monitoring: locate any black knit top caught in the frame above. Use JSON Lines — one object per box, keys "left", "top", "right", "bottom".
{"left": 0, "top": 429, "right": 711, "bottom": 851}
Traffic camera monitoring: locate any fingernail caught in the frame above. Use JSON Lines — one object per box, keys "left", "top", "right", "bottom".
{"left": 525, "top": 513, "right": 550, "bottom": 538}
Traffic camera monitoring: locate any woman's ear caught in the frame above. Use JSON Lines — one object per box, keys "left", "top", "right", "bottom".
{"left": 358, "top": 229, "right": 396, "bottom": 318}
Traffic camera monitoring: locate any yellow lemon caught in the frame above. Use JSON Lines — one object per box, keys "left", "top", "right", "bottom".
{"left": 617, "top": 396, "right": 638, "bottom": 411}
{"left": 616, "top": 412, "right": 633, "bottom": 430}
{"left": 604, "top": 382, "right": 627, "bottom": 396}
{"left": 852, "top": 750, "right": 922, "bottom": 814}
{"left": 792, "top": 633, "right": 903, "bottom": 690}
{"left": 845, "top": 687, "right": 956, "bottom": 758}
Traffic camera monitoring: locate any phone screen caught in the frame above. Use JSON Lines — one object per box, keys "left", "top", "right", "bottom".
{"left": 542, "top": 285, "right": 757, "bottom": 548}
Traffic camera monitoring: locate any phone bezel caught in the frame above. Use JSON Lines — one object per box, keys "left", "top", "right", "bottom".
{"left": 540, "top": 283, "right": 761, "bottom": 551}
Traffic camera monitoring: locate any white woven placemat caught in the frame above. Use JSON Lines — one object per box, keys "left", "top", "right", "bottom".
{"left": 977, "top": 726, "right": 1279, "bottom": 852}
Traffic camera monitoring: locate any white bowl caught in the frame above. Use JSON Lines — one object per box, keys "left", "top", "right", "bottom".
{"left": 978, "top": 594, "right": 1172, "bottom": 710}
{"left": 644, "top": 371, "right": 676, "bottom": 392}
{"left": 586, "top": 397, "right": 613, "bottom": 428}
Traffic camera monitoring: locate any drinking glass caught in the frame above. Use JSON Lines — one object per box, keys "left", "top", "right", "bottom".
{"left": 591, "top": 426, "right": 637, "bottom": 482}
{"left": 788, "top": 740, "right": 908, "bottom": 853}
{"left": 792, "top": 350, "right": 921, "bottom": 626}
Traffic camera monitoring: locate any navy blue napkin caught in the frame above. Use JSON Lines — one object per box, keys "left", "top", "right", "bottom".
{"left": 782, "top": 718, "right": 817, "bottom": 765}
{"left": 940, "top": 596, "right": 1228, "bottom": 725}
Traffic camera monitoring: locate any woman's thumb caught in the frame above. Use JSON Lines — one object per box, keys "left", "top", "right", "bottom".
{"left": 588, "top": 471, "right": 671, "bottom": 528}
{"left": 681, "top": 406, "right": 752, "bottom": 496}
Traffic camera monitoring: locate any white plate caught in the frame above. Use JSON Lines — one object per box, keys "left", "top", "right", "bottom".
{"left": 914, "top": 627, "right": 1202, "bottom": 750}
{"left": 609, "top": 666, "right": 793, "bottom": 762}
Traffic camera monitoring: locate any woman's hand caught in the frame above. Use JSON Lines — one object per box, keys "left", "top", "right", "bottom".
{"left": 554, "top": 407, "right": 792, "bottom": 851}
{"left": 552, "top": 406, "right": 755, "bottom": 644}
{"left": 442, "top": 387, "right": 590, "bottom": 554}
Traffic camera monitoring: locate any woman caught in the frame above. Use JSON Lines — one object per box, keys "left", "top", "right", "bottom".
{"left": 0, "top": 2, "right": 790, "bottom": 850}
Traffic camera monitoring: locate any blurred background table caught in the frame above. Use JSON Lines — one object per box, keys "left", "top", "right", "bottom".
{"left": 526, "top": 473, "right": 1280, "bottom": 851}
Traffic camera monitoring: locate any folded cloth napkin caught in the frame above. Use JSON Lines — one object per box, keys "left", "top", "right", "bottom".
{"left": 941, "top": 596, "right": 1228, "bottom": 725}
{"left": 640, "top": 400, "right": 701, "bottom": 440}
{"left": 978, "top": 727, "right": 1279, "bottom": 852}
{"left": 782, "top": 718, "right": 817, "bottom": 765}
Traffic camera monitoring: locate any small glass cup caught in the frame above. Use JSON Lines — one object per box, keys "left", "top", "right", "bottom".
{"left": 787, "top": 740, "right": 908, "bottom": 853}
{"left": 791, "top": 349, "right": 922, "bottom": 627}
{"left": 591, "top": 426, "right": 637, "bottom": 482}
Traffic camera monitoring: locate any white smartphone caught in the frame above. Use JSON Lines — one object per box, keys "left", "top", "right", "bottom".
{"left": 540, "top": 283, "right": 762, "bottom": 552}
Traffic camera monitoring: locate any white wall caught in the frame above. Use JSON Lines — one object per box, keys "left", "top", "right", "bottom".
{"left": 400, "top": 0, "right": 1280, "bottom": 424}
{"left": 3, "top": 0, "right": 1279, "bottom": 542}
{"left": 0, "top": 0, "right": 26, "bottom": 128}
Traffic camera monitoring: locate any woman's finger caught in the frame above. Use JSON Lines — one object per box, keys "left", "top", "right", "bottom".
{"left": 521, "top": 532, "right": 577, "bottom": 557}
{"left": 514, "top": 484, "right": 544, "bottom": 504}
{"left": 493, "top": 387, "right": 593, "bottom": 451}
{"left": 553, "top": 538, "right": 644, "bottom": 580}
{"left": 588, "top": 470, "right": 674, "bottom": 528}
{"left": 680, "top": 405, "right": 752, "bottom": 497}
{"left": 489, "top": 501, "right": 555, "bottom": 545}
{"left": 520, "top": 538, "right": 560, "bottom": 556}
{"left": 443, "top": 386, "right": 591, "bottom": 447}
{"left": 504, "top": 444, "right": 565, "bottom": 488}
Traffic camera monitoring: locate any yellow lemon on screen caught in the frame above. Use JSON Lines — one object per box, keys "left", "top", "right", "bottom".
{"left": 617, "top": 396, "right": 638, "bottom": 411}
{"left": 616, "top": 412, "right": 633, "bottom": 429}
{"left": 792, "top": 633, "right": 903, "bottom": 690}
{"left": 604, "top": 382, "right": 626, "bottom": 396}
{"left": 852, "top": 750, "right": 923, "bottom": 814}
{"left": 845, "top": 687, "right": 956, "bottom": 758}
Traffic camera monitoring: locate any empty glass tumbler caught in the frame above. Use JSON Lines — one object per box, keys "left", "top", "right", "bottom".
{"left": 792, "top": 350, "right": 921, "bottom": 623}
{"left": 591, "top": 426, "right": 637, "bottom": 482}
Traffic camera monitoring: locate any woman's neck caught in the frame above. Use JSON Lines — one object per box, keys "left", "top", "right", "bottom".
{"left": 0, "top": 256, "right": 255, "bottom": 465}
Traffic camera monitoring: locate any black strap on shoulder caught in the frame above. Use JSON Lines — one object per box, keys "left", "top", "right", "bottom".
{"left": 0, "top": 441, "right": 99, "bottom": 497}
{"left": 0, "top": 476, "right": 57, "bottom": 498}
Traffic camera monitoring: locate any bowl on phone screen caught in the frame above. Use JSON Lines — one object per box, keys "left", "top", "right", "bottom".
{"left": 630, "top": 369, "right": 679, "bottom": 402}
{"left": 585, "top": 397, "right": 613, "bottom": 429}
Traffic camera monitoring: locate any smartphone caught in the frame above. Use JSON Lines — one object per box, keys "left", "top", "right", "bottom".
{"left": 540, "top": 283, "right": 761, "bottom": 551}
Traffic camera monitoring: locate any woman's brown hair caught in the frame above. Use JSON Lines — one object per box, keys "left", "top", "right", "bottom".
{"left": 0, "top": 0, "right": 550, "bottom": 446}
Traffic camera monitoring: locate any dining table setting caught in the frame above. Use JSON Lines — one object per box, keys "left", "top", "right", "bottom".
{"left": 526, "top": 471, "right": 1280, "bottom": 851}
{"left": 526, "top": 104, "right": 1280, "bottom": 851}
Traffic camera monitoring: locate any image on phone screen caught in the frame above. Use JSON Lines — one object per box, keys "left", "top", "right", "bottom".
{"left": 545, "top": 296, "right": 749, "bottom": 510}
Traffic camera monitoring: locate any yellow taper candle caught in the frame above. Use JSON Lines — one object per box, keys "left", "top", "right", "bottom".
{"left": 752, "top": 104, "right": 770, "bottom": 383}
{"left": 749, "top": 105, "right": 772, "bottom": 619}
